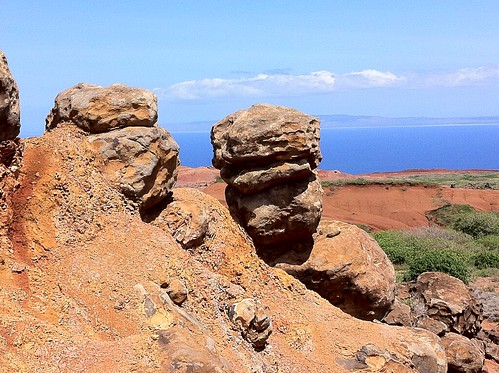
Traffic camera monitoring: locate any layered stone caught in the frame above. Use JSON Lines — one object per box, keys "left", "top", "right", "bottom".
{"left": 0, "top": 51, "right": 20, "bottom": 142}
{"left": 211, "top": 104, "right": 322, "bottom": 247}
{"left": 46, "top": 83, "right": 158, "bottom": 133}
{"left": 88, "top": 126, "right": 179, "bottom": 211}
{"left": 46, "top": 83, "right": 178, "bottom": 211}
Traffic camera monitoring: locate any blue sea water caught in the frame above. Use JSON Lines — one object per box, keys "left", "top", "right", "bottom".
{"left": 170, "top": 124, "right": 499, "bottom": 174}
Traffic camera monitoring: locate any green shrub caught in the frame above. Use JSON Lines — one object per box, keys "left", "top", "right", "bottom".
{"left": 404, "top": 249, "right": 471, "bottom": 284}
{"left": 426, "top": 204, "right": 475, "bottom": 227}
{"left": 452, "top": 212, "right": 499, "bottom": 238}
{"left": 472, "top": 250, "right": 499, "bottom": 269}
{"left": 372, "top": 231, "right": 413, "bottom": 265}
{"left": 476, "top": 235, "right": 499, "bottom": 250}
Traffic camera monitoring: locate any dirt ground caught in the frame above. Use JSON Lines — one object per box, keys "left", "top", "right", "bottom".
{"left": 181, "top": 166, "right": 499, "bottom": 231}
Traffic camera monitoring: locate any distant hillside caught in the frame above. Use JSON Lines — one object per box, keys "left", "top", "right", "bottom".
{"left": 318, "top": 115, "right": 499, "bottom": 129}
{"left": 163, "top": 115, "right": 499, "bottom": 132}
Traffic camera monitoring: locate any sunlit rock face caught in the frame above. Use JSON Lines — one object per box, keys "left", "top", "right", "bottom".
{"left": 211, "top": 104, "right": 322, "bottom": 247}
{"left": 46, "top": 83, "right": 179, "bottom": 212}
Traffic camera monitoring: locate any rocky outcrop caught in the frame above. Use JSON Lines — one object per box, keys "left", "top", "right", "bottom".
{"left": 226, "top": 172, "right": 323, "bottom": 246}
{"left": 88, "top": 126, "right": 179, "bottom": 212}
{"left": 441, "top": 332, "right": 485, "bottom": 373}
{"left": 1, "top": 129, "right": 452, "bottom": 372}
{"left": 45, "top": 83, "right": 158, "bottom": 133}
{"left": 211, "top": 104, "right": 322, "bottom": 246}
{"left": 45, "top": 83, "right": 179, "bottom": 212}
{"left": 148, "top": 188, "right": 209, "bottom": 249}
{"left": 411, "top": 272, "right": 483, "bottom": 338}
{"left": 385, "top": 272, "right": 489, "bottom": 371}
{"left": 0, "top": 51, "right": 21, "bottom": 166}
{"left": 228, "top": 298, "right": 272, "bottom": 350}
{"left": 272, "top": 220, "right": 396, "bottom": 321}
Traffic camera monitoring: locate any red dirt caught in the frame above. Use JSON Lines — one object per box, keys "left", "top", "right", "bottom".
{"left": 186, "top": 167, "right": 499, "bottom": 231}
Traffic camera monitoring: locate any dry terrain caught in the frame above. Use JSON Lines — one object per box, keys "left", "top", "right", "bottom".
{"left": 184, "top": 167, "right": 499, "bottom": 231}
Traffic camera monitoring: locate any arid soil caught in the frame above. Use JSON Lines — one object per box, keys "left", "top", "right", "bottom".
{"left": 2, "top": 129, "right": 459, "bottom": 372}
{"left": 186, "top": 167, "right": 499, "bottom": 231}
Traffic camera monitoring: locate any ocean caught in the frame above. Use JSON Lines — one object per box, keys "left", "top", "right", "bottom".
{"left": 170, "top": 124, "right": 499, "bottom": 174}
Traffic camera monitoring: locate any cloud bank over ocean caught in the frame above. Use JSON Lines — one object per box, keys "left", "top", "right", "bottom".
{"left": 156, "top": 65, "right": 499, "bottom": 100}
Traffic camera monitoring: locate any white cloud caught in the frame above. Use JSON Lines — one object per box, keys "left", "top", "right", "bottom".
{"left": 157, "top": 71, "right": 336, "bottom": 100}
{"left": 336, "top": 69, "right": 405, "bottom": 88}
{"left": 414, "top": 66, "right": 499, "bottom": 88}
{"left": 155, "top": 66, "right": 499, "bottom": 100}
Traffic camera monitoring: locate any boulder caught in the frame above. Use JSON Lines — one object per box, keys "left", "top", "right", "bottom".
{"left": 441, "top": 332, "right": 484, "bottom": 373}
{"left": 383, "top": 299, "right": 413, "bottom": 327}
{"left": 411, "top": 272, "right": 483, "bottom": 338}
{"left": 210, "top": 104, "right": 323, "bottom": 248}
{"left": 0, "top": 51, "right": 20, "bottom": 142}
{"left": 274, "top": 220, "right": 396, "bottom": 321}
{"left": 225, "top": 172, "right": 322, "bottom": 246}
{"left": 46, "top": 83, "right": 158, "bottom": 133}
{"left": 149, "top": 188, "right": 209, "bottom": 249}
{"left": 227, "top": 298, "right": 272, "bottom": 350}
{"left": 211, "top": 104, "right": 321, "bottom": 169}
{"left": 88, "top": 126, "right": 179, "bottom": 211}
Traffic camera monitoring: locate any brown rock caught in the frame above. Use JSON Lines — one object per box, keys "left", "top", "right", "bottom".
{"left": 162, "top": 278, "right": 188, "bottom": 306}
{"left": 1, "top": 128, "right": 452, "bottom": 372}
{"left": 228, "top": 298, "right": 272, "bottom": 350}
{"left": 220, "top": 158, "right": 313, "bottom": 194}
{"left": 383, "top": 299, "right": 413, "bottom": 327}
{"left": 150, "top": 188, "right": 209, "bottom": 249}
{"left": 412, "top": 272, "right": 483, "bottom": 338}
{"left": 226, "top": 172, "right": 322, "bottom": 246}
{"left": 415, "top": 315, "right": 447, "bottom": 336}
{"left": 441, "top": 332, "right": 485, "bottom": 373}
{"left": 45, "top": 83, "right": 158, "bottom": 133}
{"left": 211, "top": 103, "right": 321, "bottom": 169}
{"left": 88, "top": 126, "right": 179, "bottom": 211}
{"left": 275, "top": 220, "right": 395, "bottom": 321}
{"left": 0, "top": 51, "right": 20, "bottom": 141}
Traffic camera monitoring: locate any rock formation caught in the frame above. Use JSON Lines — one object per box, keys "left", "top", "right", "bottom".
{"left": 1, "top": 128, "right": 449, "bottom": 371}
{"left": 0, "top": 50, "right": 21, "bottom": 166}
{"left": 45, "top": 83, "right": 157, "bottom": 133}
{"left": 272, "top": 220, "right": 396, "bottom": 321}
{"left": 45, "top": 83, "right": 179, "bottom": 212}
{"left": 211, "top": 104, "right": 322, "bottom": 247}
{"left": 384, "top": 271, "right": 492, "bottom": 371}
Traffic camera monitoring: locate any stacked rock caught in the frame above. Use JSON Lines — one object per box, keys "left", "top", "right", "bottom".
{"left": 46, "top": 83, "right": 179, "bottom": 212}
{"left": 0, "top": 51, "right": 21, "bottom": 166}
{"left": 211, "top": 104, "right": 322, "bottom": 247}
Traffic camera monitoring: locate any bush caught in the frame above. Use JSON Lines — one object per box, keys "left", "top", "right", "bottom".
{"left": 372, "top": 231, "right": 412, "bottom": 265}
{"left": 453, "top": 212, "right": 499, "bottom": 238}
{"left": 476, "top": 235, "right": 499, "bottom": 250}
{"left": 472, "top": 250, "right": 499, "bottom": 269}
{"left": 404, "top": 249, "right": 471, "bottom": 284}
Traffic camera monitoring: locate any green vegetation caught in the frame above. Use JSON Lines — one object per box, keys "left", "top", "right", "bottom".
{"left": 321, "top": 172, "right": 499, "bottom": 190}
{"left": 373, "top": 204, "right": 499, "bottom": 284}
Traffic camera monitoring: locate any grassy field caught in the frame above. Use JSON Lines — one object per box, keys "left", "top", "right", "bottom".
{"left": 322, "top": 172, "right": 499, "bottom": 190}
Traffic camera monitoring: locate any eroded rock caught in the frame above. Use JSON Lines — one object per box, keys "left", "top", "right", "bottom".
{"left": 441, "top": 332, "right": 485, "bottom": 373}
{"left": 411, "top": 272, "right": 483, "bottom": 338}
{"left": 88, "top": 126, "right": 179, "bottom": 211}
{"left": 226, "top": 172, "right": 323, "bottom": 246}
{"left": 0, "top": 51, "right": 20, "bottom": 142}
{"left": 228, "top": 298, "right": 272, "bottom": 350}
{"left": 274, "top": 220, "right": 396, "bottom": 321}
{"left": 46, "top": 83, "right": 158, "bottom": 133}
{"left": 211, "top": 104, "right": 321, "bottom": 169}
{"left": 149, "top": 188, "right": 209, "bottom": 249}
{"left": 211, "top": 104, "right": 323, "bottom": 248}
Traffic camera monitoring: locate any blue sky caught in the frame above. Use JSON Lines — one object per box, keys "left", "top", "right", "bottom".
{"left": 2, "top": 1, "right": 499, "bottom": 137}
